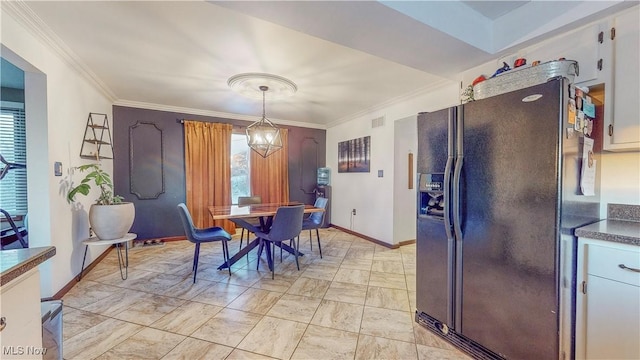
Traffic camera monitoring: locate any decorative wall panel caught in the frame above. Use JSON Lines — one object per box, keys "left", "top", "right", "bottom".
{"left": 129, "top": 122, "right": 164, "bottom": 199}
{"left": 300, "top": 137, "right": 319, "bottom": 194}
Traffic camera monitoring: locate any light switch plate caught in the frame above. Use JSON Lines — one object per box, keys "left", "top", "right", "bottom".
{"left": 54, "top": 161, "right": 62, "bottom": 176}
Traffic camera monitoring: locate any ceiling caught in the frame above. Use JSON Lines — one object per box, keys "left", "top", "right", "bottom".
{"left": 2, "top": 1, "right": 630, "bottom": 128}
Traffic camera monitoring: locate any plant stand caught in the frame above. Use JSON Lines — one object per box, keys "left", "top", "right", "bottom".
{"left": 78, "top": 233, "right": 136, "bottom": 280}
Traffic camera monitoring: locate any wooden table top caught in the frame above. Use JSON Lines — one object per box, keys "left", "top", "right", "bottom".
{"left": 209, "top": 202, "right": 323, "bottom": 220}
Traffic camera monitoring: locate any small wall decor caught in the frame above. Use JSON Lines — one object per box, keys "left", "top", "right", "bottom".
{"left": 80, "top": 113, "right": 113, "bottom": 160}
{"left": 338, "top": 136, "right": 370, "bottom": 173}
{"left": 408, "top": 152, "right": 413, "bottom": 189}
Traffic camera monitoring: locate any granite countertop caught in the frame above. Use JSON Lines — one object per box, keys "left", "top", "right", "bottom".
{"left": 576, "top": 220, "right": 640, "bottom": 246}
{"left": 575, "top": 204, "right": 640, "bottom": 246}
{"left": 1, "top": 246, "right": 56, "bottom": 286}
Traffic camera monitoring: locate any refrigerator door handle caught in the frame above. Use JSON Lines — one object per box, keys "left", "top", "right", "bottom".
{"left": 444, "top": 158, "right": 454, "bottom": 239}
{"left": 452, "top": 105, "right": 464, "bottom": 331}
{"left": 453, "top": 107, "right": 463, "bottom": 242}
{"left": 443, "top": 107, "right": 456, "bottom": 240}
{"left": 453, "top": 157, "right": 463, "bottom": 240}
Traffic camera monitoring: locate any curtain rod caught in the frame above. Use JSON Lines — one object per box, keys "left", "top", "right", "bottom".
{"left": 176, "top": 119, "right": 245, "bottom": 130}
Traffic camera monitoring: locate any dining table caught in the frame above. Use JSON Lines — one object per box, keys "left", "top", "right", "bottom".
{"left": 209, "top": 202, "right": 324, "bottom": 271}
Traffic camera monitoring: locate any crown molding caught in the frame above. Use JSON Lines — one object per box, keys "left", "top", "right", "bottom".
{"left": 3, "top": 1, "right": 117, "bottom": 101}
{"left": 113, "top": 100, "right": 327, "bottom": 130}
{"left": 326, "top": 78, "right": 453, "bottom": 128}
{"left": 113, "top": 83, "right": 452, "bottom": 131}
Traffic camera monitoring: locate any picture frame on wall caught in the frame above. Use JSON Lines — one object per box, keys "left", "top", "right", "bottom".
{"left": 338, "top": 136, "right": 370, "bottom": 173}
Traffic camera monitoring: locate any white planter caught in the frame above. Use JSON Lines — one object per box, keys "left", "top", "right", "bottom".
{"left": 89, "top": 202, "right": 135, "bottom": 240}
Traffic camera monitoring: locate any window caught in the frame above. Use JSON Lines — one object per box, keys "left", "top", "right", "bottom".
{"left": 0, "top": 101, "right": 28, "bottom": 217}
{"left": 230, "top": 133, "right": 250, "bottom": 204}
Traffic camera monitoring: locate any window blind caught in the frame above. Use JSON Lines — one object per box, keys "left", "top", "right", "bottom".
{"left": 0, "top": 102, "right": 28, "bottom": 217}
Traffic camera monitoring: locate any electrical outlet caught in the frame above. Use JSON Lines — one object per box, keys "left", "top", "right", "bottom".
{"left": 352, "top": 208, "right": 356, "bottom": 215}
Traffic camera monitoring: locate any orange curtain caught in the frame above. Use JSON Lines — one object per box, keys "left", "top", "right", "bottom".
{"left": 250, "top": 128, "right": 290, "bottom": 204}
{"left": 184, "top": 121, "right": 235, "bottom": 233}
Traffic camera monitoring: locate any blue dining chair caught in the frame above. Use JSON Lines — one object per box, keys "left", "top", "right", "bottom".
{"left": 254, "top": 205, "right": 304, "bottom": 279}
{"left": 177, "top": 203, "right": 232, "bottom": 282}
{"left": 302, "top": 197, "right": 328, "bottom": 258}
{"left": 230, "top": 196, "right": 262, "bottom": 250}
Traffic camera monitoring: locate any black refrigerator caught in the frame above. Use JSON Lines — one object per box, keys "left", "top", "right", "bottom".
{"left": 415, "top": 78, "right": 600, "bottom": 360}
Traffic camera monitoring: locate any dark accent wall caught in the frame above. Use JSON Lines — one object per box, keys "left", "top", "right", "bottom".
{"left": 112, "top": 106, "right": 326, "bottom": 240}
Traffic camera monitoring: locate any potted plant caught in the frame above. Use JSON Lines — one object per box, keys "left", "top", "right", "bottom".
{"left": 67, "top": 164, "right": 135, "bottom": 240}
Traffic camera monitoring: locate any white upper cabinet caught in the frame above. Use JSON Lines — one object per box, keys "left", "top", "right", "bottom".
{"left": 605, "top": 6, "right": 640, "bottom": 151}
{"left": 515, "top": 5, "right": 639, "bottom": 151}
{"left": 522, "top": 20, "right": 607, "bottom": 85}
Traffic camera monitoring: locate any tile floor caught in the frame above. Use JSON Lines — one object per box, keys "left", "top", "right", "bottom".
{"left": 62, "top": 228, "right": 472, "bottom": 360}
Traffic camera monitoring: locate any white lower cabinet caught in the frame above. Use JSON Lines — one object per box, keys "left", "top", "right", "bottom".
{"left": 0, "top": 269, "right": 43, "bottom": 359}
{"left": 576, "top": 238, "right": 640, "bottom": 359}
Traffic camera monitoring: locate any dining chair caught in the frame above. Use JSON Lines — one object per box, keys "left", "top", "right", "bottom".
{"left": 301, "top": 197, "right": 328, "bottom": 258}
{"left": 177, "top": 203, "right": 232, "bottom": 282}
{"left": 254, "top": 204, "right": 304, "bottom": 279}
{"left": 231, "top": 196, "right": 262, "bottom": 250}
{"left": 0, "top": 208, "right": 28, "bottom": 250}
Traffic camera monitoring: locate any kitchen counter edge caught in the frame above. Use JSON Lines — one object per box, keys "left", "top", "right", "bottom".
{"left": 1, "top": 246, "right": 56, "bottom": 287}
{"left": 575, "top": 219, "right": 640, "bottom": 246}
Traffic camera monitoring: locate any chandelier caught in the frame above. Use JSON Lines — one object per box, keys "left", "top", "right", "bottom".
{"left": 246, "top": 85, "right": 283, "bottom": 158}
{"left": 227, "top": 73, "right": 297, "bottom": 158}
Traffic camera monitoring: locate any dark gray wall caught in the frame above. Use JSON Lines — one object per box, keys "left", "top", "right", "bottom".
{"left": 112, "top": 106, "right": 326, "bottom": 240}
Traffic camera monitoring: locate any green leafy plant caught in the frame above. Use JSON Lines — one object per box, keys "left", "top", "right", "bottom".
{"left": 67, "top": 164, "right": 123, "bottom": 205}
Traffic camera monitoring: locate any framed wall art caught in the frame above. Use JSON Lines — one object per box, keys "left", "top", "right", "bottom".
{"left": 338, "top": 135, "right": 370, "bottom": 173}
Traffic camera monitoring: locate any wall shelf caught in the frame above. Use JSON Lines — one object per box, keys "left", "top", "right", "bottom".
{"left": 80, "top": 113, "right": 113, "bottom": 160}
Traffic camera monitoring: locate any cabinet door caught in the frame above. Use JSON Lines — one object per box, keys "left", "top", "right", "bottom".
{"left": 576, "top": 238, "right": 640, "bottom": 360}
{"left": 0, "top": 269, "right": 43, "bottom": 359}
{"left": 585, "top": 275, "right": 640, "bottom": 359}
{"left": 525, "top": 21, "right": 603, "bottom": 84}
{"left": 605, "top": 6, "right": 640, "bottom": 150}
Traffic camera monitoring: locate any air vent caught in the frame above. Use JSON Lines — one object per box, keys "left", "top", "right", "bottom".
{"left": 371, "top": 116, "right": 385, "bottom": 128}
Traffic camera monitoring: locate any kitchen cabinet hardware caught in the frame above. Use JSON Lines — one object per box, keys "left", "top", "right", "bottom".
{"left": 598, "top": 31, "right": 604, "bottom": 43}
{"left": 0, "top": 316, "right": 6, "bottom": 331}
{"left": 618, "top": 264, "right": 640, "bottom": 273}
{"left": 611, "top": 27, "right": 616, "bottom": 40}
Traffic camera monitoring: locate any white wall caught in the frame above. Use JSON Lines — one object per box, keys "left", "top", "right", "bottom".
{"left": 600, "top": 152, "right": 640, "bottom": 212}
{"left": 393, "top": 115, "right": 418, "bottom": 244}
{"left": 2, "top": 10, "right": 114, "bottom": 297}
{"left": 326, "top": 81, "right": 459, "bottom": 245}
